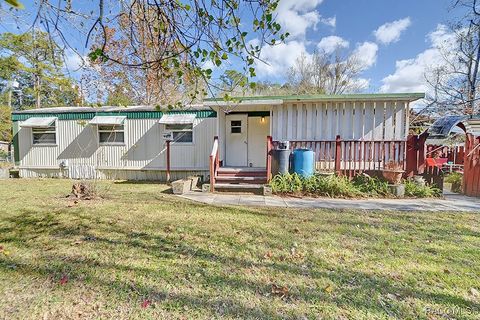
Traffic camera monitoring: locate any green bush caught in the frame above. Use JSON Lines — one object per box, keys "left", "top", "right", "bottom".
{"left": 404, "top": 180, "right": 441, "bottom": 198}
{"left": 270, "top": 173, "right": 303, "bottom": 194}
{"left": 271, "top": 172, "right": 443, "bottom": 199}
{"left": 352, "top": 174, "right": 390, "bottom": 197}
{"left": 270, "top": 173, "right": 363, "bottom": 198}
{"left": 444, "top": 172, "right": 463, "bottom": 193}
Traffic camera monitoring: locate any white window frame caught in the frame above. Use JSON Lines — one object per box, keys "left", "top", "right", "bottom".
{"left": 230, "top": 120, "right": 242, "bottom": 134}
{"left": 98, "top": 124, "right": 125, "bottom": 145}
{"left": 165, "top": 123, "right": 194, "bottom": 144}
{"left": 32, "top": 122, "right": 57, "bottom": 146}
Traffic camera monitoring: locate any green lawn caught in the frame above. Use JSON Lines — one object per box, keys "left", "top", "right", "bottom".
{"left": 0, "top": 179, "right": 479, "bottom": 319}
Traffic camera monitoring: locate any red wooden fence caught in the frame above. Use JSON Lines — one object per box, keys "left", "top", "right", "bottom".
{"left": 464, "top": 134, "right": 480, "bottom": 197}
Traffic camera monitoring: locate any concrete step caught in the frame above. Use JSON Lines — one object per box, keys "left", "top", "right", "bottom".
{"left": 214, "top": 183, "right": 265, "bottom": 195}
{"left": 217, "top": 169, "right": 267, "bottom": 177}
{"left": 216, "top": 175, "right": 267, "bottom": 184}
{"left": 217, "top": 167, "right": 267, "bottom": 176}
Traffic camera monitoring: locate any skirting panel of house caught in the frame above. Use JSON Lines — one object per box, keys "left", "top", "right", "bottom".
{"left": 19, "top": 168, "right": 208, "bottom": 181}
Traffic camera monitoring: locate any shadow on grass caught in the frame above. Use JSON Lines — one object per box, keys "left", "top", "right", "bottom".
{"left": 1, "top": 198, "right": 479, "bottom": 318}
{"left": 114, "top": 180, "right": 167, "bottom": 185}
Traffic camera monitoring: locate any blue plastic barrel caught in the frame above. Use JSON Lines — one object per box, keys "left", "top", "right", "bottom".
{"left": 293, "top": 149, "right": 315, "bottom": 177}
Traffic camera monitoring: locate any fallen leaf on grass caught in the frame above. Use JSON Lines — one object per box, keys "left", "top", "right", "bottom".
{"left": 59, "top": 275, "right": 69, "bottom": 285}
{"left": 324, "top": 284, "right": 334, "bottom": 294}
{"left": 443, "top": 269, "right": 450, "bottom": 274}
{"left": 271, "top": 284, "right": 289, "bottom": 298}
{"left": 471, "top": 288, "right": 479, "bottom": 298}
{"left": 263, "top": 251, "right": 273, "bottom": 259}
{"left": 141, "top": 299, "right": 151, "bottom": 308}
{"left": 386, "top": 293, "right": 400, "bottom": 300}
{"left": 2, "top": 250, "right": 10, "bottom": 256}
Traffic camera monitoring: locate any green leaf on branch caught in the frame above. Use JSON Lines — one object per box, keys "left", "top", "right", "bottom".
{"left": 4, "top": 0, "right": 24, "bottom": 9}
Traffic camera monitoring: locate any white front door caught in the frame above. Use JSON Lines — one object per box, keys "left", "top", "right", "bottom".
{"left": 225, "top": 114, "right": 248, "bottom": 166}
{"left": 248, "top": 116, "right": 270, "bottom": 167}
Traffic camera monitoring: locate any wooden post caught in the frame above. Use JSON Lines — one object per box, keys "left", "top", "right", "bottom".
{"left": 417, "top": 131, "right": 429, "bottom": 174}
{"left": 335, "top": 135, "right": 342, "bottom": 175}
{"left": 166, "top": 140, "right": 171, "bottom": 182}
{"left": 209, "top": 153, "right": 215, "bottom": 192}
{"left": 210, "top": 136, "right": 218, "bottom": 193}
{"left": 405, "top": 134, "right": 418, "bottom": 177}
{"left": 266, "top": 136, "right": 272, "bottom": 182}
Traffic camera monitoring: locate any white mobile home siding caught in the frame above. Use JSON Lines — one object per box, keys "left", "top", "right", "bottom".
{"left": 16, "top": 116, "right": 215, "bottom": 180}
{"left": 271, "top": 100, "right": 408, "bottom": 141}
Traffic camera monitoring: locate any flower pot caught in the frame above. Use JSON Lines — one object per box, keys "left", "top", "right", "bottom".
{"left": 381, "top": 170, "right": 404, "bottom": 185}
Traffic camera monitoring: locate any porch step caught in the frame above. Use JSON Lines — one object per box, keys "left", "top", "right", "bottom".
{"left": 213, "top": 167, "right": 268, "bottom": 194}
{"left": 217, "top": 167, "right": 267, "bottom": 177}
{"left": 214, "top": 183, "right": 265, "bottom": 195}
{"left": 216, "top": 175, "right": 267, "bottom": 184}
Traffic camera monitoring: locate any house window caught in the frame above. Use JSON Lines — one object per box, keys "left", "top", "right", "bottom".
{"left": 166, "top": 124, "right": 193, "bottom": 143}
{"left": 231, "top": 120, "right": 242, "bottom": 133}
{"left": 98, "top": 125, "right": 125, "bottom": 144}
{"left": 32, "top": 125, "right": 56, "bottom": 145}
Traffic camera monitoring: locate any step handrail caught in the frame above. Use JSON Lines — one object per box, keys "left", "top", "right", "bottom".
{"left": 209, "top": 136, "right": 219, "bottom": 192}
{"left": 266, "top": 135, "right": 273, "bottom": 182}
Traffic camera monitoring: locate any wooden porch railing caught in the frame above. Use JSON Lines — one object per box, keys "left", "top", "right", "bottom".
{"left": 272, "top": 137, "right": 407, "bottom": 178}
{"left": 266, "top": 136, "right": 273, "bottom": 182}
{"left": 209, "top": 136, "right": 219, "bottom": 192}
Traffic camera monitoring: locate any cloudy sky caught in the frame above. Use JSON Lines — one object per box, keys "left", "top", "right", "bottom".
{"left": 2, "top": 0, "right": 462, "bottom": 97}
{"left": 250, "top": 0, "right": 461, "bottom": 95}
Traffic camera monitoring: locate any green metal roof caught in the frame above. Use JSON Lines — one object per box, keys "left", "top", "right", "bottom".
{"left": 205, "top": 93, "right": 425, "bottom": 102}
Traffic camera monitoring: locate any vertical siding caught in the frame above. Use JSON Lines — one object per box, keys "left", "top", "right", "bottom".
{"left": 271, "top": 99, "right": 409, "bottom": 141}
{"left": 17, "top": 117, "right": 216, "bottom": 174}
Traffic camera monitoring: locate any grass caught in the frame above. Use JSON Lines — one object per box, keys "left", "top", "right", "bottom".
{"left": 0, "top": 179, "right": 479, "bottom": 319}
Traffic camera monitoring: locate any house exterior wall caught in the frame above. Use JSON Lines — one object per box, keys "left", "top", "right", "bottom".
{"left": 14, "top": 114, "right": 216, "bottom": 180}
{"left": 271, "top": 100, "right": 409, "bottom": 141}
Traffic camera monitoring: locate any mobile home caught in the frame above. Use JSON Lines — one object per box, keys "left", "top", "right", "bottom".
{"left": 11, "top": 93, "right": 424, "bottom": 185}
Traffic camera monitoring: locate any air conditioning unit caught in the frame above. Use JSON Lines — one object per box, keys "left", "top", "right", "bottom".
{"left": 163, "top": 131, "right": 173, "bottom": 140}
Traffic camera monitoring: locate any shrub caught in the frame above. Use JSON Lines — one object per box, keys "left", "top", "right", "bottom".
{"left": 352, "top": 174, "right": 390, "bottom": 197}
{"left": 270, "top": 173, "right": 362, "bottom": 198}
{"left": 270, "top": 173, "right": 303, "bottom": 194}
{"left": 444, "top": 172, "right": 463, "bottom": 193}
{"left": 313, "top": 175, "right": 363, "bottom": 198}
{"left": 271, "top": 173, "right": 443, "bottom": 199}
{"left": 404, "top": 180, "right": 441, "bottom": 198}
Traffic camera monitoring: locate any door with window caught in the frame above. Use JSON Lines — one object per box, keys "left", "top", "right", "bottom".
{"left": 225, "top": 114, "right": 248, "bottom": 167}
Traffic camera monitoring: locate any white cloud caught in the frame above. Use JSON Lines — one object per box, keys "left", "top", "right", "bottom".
{"left": 353, "top": 42, "right": 378, "bottom": 70}
{"left": 353, "top": 78, "right": 370, "bottom": 91}
{"left": 374, "top": 17, "right": 411, "bottom": 45}
{"left": 250, "top": 39, "right": 309, "bottom": 77}
{"left": 320, "top": 16, "right": 336, "bottom": 28}
{"left": 275, "top": 0, "right": 323, "bottom": 39}
{"left": 317, "top": 36, "right": 349, "bottom": 54}
{"left": 64, "top": 49, "right": 86, "bottom": 71}
{"left": 275, "top": 0, "right": 335, "bottom": 39}
{"left": 380, "top": 24, "right": 456, "bottom": 94}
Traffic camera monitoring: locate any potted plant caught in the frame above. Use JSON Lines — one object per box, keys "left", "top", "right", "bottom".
{"left": 381, "top": 161, "right": 404, "bottom": 185}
